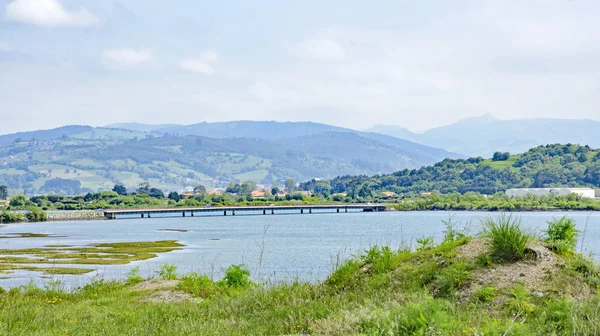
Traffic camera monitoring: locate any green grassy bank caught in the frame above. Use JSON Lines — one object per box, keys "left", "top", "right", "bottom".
{"left": 0, "top": 216, "right": 599, "bottom": 335}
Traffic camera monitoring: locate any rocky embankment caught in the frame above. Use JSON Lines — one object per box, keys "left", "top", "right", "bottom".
{"left": 46, "top": 211, "right": 105, "bottom": 221}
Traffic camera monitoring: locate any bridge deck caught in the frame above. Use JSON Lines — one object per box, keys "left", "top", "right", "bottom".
{"left": 104, "top": 204, "right": 386, "bottom": 219}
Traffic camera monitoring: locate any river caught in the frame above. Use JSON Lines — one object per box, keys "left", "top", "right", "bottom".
{"left": 0, "top": 210, "right": 598, "bottom": 288}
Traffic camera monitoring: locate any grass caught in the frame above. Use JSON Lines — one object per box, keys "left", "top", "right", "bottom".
{"left": 0, "top": 218, "right": 599, "bottom": 334}
{"left": 482, "top": 214, "right": 531, "bottom": 262}
{"left": 0, "top": 240, "right": 183, "bottom": 275}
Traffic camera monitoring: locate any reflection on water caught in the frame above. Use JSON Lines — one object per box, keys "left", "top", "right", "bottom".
{"left": 0, "top": 211, "right": 598, "bottom": 288}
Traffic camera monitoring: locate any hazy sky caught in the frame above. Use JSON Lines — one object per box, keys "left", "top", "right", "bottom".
{"left": 1, "top": 0, "right": 599, "bottom": 134}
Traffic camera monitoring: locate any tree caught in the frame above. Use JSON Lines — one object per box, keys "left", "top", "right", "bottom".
{"left": 168, "top": 192, "right": 181, "bottom": 201}
{"left": 112, "top": 184, "right": 127, "bottom": 196}
{"left": 271, "top": 185, "right": 280, "bottom": 196}
{"left": 285, "top": 179, "right": 296, "bottom": 192}
{"left": 492, "top": 152, "right": 510, "bottom": 161}
{"left": 136, "top": 182, "right": 151, "bottom": 194}
{"left": 9, "top": 194, "right": 28, "bottom": 207}
{"left": 0, "top": 185, "right": 8, "bottom": 200}
{"left": 193, "top": 185, "right": 207, "bottom": 195}
{"left": 239, "top": 181, "right": 256, "bottom": 197}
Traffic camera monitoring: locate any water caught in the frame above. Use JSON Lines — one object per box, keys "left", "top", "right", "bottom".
{"left": 0, "top": 210, "right": 599, "bottom": 289}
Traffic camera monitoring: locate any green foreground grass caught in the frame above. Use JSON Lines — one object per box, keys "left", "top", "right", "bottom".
{"left": 1, "top": 218, "right": 600, "bottom": 335}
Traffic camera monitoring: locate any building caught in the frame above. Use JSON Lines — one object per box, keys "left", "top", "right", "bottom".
{"left": 251, "top": 190, "right": 268, "bottom": 199}
{"left": 596, "top": 189, "right": 600, "bottom": 199}
{"left": 0, "top": 200, "right": 9, "bottom": 207}
{"left": 505, "top": 188, "right": 596, "bottom": 199}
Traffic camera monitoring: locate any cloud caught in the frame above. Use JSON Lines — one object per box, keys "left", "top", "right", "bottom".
{"left": 5, "top": 0, "right": 99, "bottom": 27}
{"left": 285, "top": 37, "right": 346, "bottom": 61}
{"left": 103, "top": 48, "right": 153, "bottom": 67}
{"left": 179, "top": 50, "right": 219, "bottom": 74}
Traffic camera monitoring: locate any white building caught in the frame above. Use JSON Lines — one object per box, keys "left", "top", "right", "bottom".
{"left": 506, "top": 188, "right": 596, "bottom": 199}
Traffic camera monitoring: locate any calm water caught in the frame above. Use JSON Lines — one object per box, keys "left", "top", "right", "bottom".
{"left": 1, "top": 210, "right": 599, "bottom": 288}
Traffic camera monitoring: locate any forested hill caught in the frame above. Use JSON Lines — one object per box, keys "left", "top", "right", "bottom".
{"left": 307, "top": 144, "right": 600, "bottom": 196}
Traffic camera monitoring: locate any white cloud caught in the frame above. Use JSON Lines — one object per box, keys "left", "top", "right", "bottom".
{"left": 103, "top": 49, "right": 153, "bottom": 67}
{"left": 180, "top": 50, "right": 219, "bottom": 74}
{"left": 5, "top": 0, "right": 99, "bottom": 27}
{"left": 285, "top": 38, "right": 346, "bottom": 61}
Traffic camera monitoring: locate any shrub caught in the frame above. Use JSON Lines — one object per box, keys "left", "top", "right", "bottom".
{"left": 472, "top": 285, "right": 496, "bottom": 303}
{"left": 219, "top": 264, "right": 251, "bottom": 288}
{"left": 156, "top": 264, "right": 178, "bottom": 280}
{"left": 433, "top": 260, "right": 473, "bottom": 297}
{"left": 126, "top": 266, "right": 143, "bottom": 285}
{"left": 25, "top": 207, "right": 47, "bottom": 222}
{"left": 0, "top": 211, "right": 24, "bottom": 223}
{"left": 178, "top": 273, "right": 218, "bottom": 297}
{"left": 482, "top": 214, "right": 531, "bottom": 262}
{"left": 545, "top": 217, "right": 578, "bottom": 254}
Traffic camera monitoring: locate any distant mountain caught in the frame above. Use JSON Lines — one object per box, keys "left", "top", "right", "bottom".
{"left": 112, "top": 121, "right": 351, "bottom": 139}
{"left": 0, "top": 122, "right": 459, "bottom": 194}
{"left": 105, "top": 123, "right": 181, "bottom": 133}
{"left": 367, "top": 114, "right": 600, "bottom": 157}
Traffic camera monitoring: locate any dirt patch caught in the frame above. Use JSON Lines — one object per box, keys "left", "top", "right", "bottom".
{"left": 142, "top": 290, "right": 199, "bottom": 303}
{"left": 456, "top": 238, "right": 488, "bottom": 261}
{"left": 458, "top": 239, "right": 564, "bottom": 302}
{"left": 134, "top": 280, "right": 179, "bottom": 291}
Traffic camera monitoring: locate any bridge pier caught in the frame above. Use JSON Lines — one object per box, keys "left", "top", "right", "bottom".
{"left": 141, "top": 214, "right": 144, "bottom": 218}
{"left": 182, "top": 212, "right": 185, "bottom": 217}
{"left": 224, "top": 211, "right": 227, "bottom": 216}
{"left": 263, "top": 210, "right": 266, "bottom": 215}
{"left": 337, "top": 209, "right": 339, "bottom": 213}
{"left": 301, "top": 209, "right": 304, "bottom": 214}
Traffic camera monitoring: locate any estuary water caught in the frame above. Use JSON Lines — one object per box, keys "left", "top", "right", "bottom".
{"left": 1, "top": 210, "right": 599, "bottom": 288}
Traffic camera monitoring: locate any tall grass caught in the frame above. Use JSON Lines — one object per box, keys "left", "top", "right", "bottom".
{"left": 545, "top": 216, "right": 578, "bottom": 254}
{"left": 481, "top": 214, "right": 531, "bottom": 262}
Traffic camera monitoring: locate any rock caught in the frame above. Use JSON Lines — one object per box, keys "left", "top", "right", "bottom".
{"left": 533, "top": 290, "right": 544, "bottom": 297}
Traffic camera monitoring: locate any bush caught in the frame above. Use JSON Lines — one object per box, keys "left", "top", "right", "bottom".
{"left": 219, "top": 264, "right": 251, "bottom": 288}
{"left": 482, "top": 214, "right": 531, "bottom": 262}
{"left": 25, "top": 207, "right": 47, "bottom": 222}
{"left": 156, "top": 264, "right": 178, "bottom": 280}
{"left": 433, "top": 260, "right": 473, "bottom": 297}
{"left": 126, "top": 266, "right": 143, "bottom": 285}
{"left": 0, "top": 211, "right": 24, "bottom": 223}
{"left": 545, "top": 217, "right": 578, "bottom": 254}
{"left": 178, "top": 273, "right": 218, "bottom": 297}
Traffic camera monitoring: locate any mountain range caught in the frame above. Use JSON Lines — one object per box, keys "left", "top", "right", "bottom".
{"left": 367, "top": 114, "right": 600, "bottom": 157}
{"left": 0, "top": 121, "right": 457, "bottom": 194}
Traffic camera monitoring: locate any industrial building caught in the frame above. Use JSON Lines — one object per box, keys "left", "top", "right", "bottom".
{"left": 505, "top": 188, "right": 596, "bottom": 199}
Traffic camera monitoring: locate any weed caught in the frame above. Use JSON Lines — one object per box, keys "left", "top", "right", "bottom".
{"left": 157, "top": 264, "right": 178, "bottom": 280}
{"left": 545, "top": 216, "right": 578, "bottom": 254}
{"left": 416, "top": 236, "right": 435, "bottom": 251}
{"left": 126, "top": 266, "right": 143, "bottom": 285}
{"left": 481, "top": 214, "right": 531, "bottom": 262}
{"left": 178, "top": 272, "right": 218, "bottom": 297}
{"left": 472, "top": 285, "right": 496, "bottom": 303}
{"left": 476, "top": 253, "right": 494, "bottom": 268}
{"left": 218, "top": 264, "right": 251, "bottom": 288}
{"left": 507, "top": 284, "right": 533, "bottom": 314}
{"left": 433, "top": 259, "right": 473, "bottom": 297}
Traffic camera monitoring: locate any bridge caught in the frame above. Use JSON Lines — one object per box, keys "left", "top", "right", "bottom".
{"left": 103, "top": 204, "right": 386, "bottom": 220}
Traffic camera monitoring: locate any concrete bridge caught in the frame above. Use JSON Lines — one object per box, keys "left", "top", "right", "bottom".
{"left": 103, "top": 204, "right": 386, "bottom": 220}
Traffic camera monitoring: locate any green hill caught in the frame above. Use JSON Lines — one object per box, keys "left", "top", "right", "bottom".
{"left": 0, "top": 123, "right": 458, "bottom": 194}
{"left": 314, "top": 144, "right": 600, "bottom": 195}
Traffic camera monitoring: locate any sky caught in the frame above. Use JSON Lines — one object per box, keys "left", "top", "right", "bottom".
{"left": 0, "top": 0, "right": 599, "bottom": 135}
